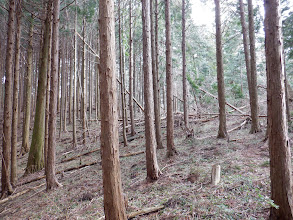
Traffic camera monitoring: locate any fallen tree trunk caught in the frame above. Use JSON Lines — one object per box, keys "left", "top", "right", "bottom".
{"left": 200, "top": 113, "right": 267, "bottom": 117}
{"left": 61, "top": 149, "right": 100, "bottom": 163}
{"left": 127, "top": 205, "right": 165, "bottom": 219}
{"left": 195, "top": 119, "right": 249, "bottom": 140}
{"left": 120, "top": 151, "right": 144, "bottom": 158}
{"left": 0, "top": 183, "right": 45, "bottom": 205}
{"left": 117, "top": 78, "right": 144, "bottom": 112}
{"left": 18, "top": 150, "right": 146, "bottom": 186}
{"left": 199, "top": 87, "right": 245, "bottom": 114}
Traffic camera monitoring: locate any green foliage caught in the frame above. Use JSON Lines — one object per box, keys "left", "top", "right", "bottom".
{"left": 231, "top": 84, "right": 244, "bottom": 99}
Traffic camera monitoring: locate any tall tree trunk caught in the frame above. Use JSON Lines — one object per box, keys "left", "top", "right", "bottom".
{"left": 21, "top": 15, "right": 34, "bottom": 155}
{"left": 239, "top": 0, "right": 254, "bottom": 128}
{"left": 165, "top": 0, "right": 176, "bottom": 157}
{"left": 129, "top": 0, "right": 135, "bottom": 136}
{"left": 142, "top": 0, "right": 160, "bottom": 180}
{"left": 69, "top": 49, "right": 73, "bottom": 124}
{"left": 215, "top": 0, "right": 227, "bottom": 138}
{"left": 26, "top": 1, "right": 51, "bottom": 174}
{"left": 151, "top": 0, "right": 163, "bottom": 149}
{"left": 89, "top": 51, "right": 92, "bottom": 120}
{"left": 11, "top": 1, "right": 22, "bottom": 186}
{"left": 82, "top": 18, "right": 86, "bottom": 145}
{"left": 182, "top": 0, "right": 188, "bottom": 129}
{"left": 99, "top": 0, "right": 127, "bottom": 218}
{"left": 59, "top": 44, "right": 64, "bottom": 135}
{"left": 118, "top": 0, "right": 128, "bottom": 147}
{"left": 247, "top": 0, "right": 260, "bottom": 133}
{"left": 44, "top": 18, "right": 52, "bottom": 170}
{"left": 72, "top": 5, "right": 77, "bottom": 147}
{"left": 264, "top": 0, "right": 293, "bottom": 218}
{"left": 46, "top": 0, "right": 62, "bottom": 190}
{"left": 1, "top": 0, "right": 16, "bottom": 198}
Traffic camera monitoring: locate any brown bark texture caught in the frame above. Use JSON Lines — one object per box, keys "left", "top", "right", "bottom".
{"left": 99, "top": 0, "right": 127, "bottom": 218}
{"left": 151, "top": 0, "right": 163, "bottom": 149}
{"left": 165, "top": 0, "right": 176, "bottom": 156}
{"left": 214, "top": 0, "right": 227, "bottom": 138}
{"left": 21, "top": 15, "right": 34, "bottom": 155}
{"left": 1, "top": 0, "right": 16, "bottom": 197}
{"left": 247, "top": 0, "right": 260, "bottom": 133}
{"left": 264, "top": 0, "right": 293, "bottom": 219}
{"left": 182, "top": 0, "right": 188, "bottom": 129}
{"left": 11, "top": 1, "right": 22, "bottom": 185}
{"left": 129, "top": 0, "right": 135, "bottom": 136}
{"left": 46, "top": 0, "right": 62, "bottom": 190}
{"left": 142, "top": 0, "right": 160, "bottom": 180}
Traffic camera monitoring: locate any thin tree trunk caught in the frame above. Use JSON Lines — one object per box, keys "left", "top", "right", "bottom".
{"left": 239, "top": 0, "right": 254, "bottom": 131}
{"left": 142, "top": 0, "right": 160, "bottom": 180}
{"left": 99, "top": 0, "right": 127, "bottom": 218}
{"left": 247, "top": 0, "right": 260, "bottom": 133}
{"left": 215, "top": 0, "right": 227, "bottom": 138}
{"left": 44, "top": 17, "right": 52, "bottom": 170}
{"left": 82, "top": 18, "right": 86, "bottom": 145}
{"left": 72, "top": 5, "right": 77, "bottom": 147}
{"left": 264, "top": 0, "right": 293, "bottom": 218}
{"left": 151, "top": 0, "right": 163, "bottom": 149}
{"left": 129, "top": 0, "right": 135, "bottom": 136}
{"left": 182, "top": 0, "right": 188, "bottom": 129}
{"left": 21, "top": 15, "right": 34, "bottom": 155}
{"left": 46, "top": 0, "right": 62, "bottom": 190}
{"left": 119, "top": 0, "right": 128, "bottom": 146}
{"left": 165, "top": 0, "right": 176, "bottom": 157}
{"left": 1, "top": 0, "right": 16, "bottom": 198}
{"left": 11, "top": 1, "right": 22, "bottom": 186}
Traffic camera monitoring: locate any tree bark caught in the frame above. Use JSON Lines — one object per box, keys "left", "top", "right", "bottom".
{"left": 21, "top": 15, "right": 34, "bottom": 155}
{"left": 72, "top": 5, "right": 77, "bottom": 147}
{"left": 214, "top": 0, "right": 227, "bottom": 138}
{"left": 151, "top": 0, "right": 163, "bottom": 149}
{"left": 99, "top": 0, "right": 127, "bottom": 218}
{"left": 247, "top": 0, "right": 260, "bottom": 133}
{"left": 129, "top": 0, "right": 135, "bottom": 136}
{"left": 11, "top": 1, "right": 22, "bottom": 186}
{"left": 165, "top": 0, "right": 176, "bottom": 156}
{"left": 182, "top": 0, "right": 188, "bottom": 129}
{"left": 82, "top": 18, "right": 86, "bottom": 145}
{"left": 142, "top": 0, "right": 160, "bottom": 180}
{"left": 264, "top": 0, "right": 293, "bottom": 218}
{"left": 46, "top": 0, "right": 62, "bottom": 190}
{"left": 1, "top": 0, "right": 16, "bottom": 198}
{"left": 26, "top": 1, "right": 52, "bottom": 174}
{"left": 118, "top": 0, "right": 128, "bottom": 147}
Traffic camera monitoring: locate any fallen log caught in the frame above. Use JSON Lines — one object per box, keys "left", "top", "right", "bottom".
{"left": 127, "top": 205, "right": 165, "bottom": 219}
{"left": 61, "top": 149, "right": 100, "bottom": 163}
{"left": 201, "top": 113, "right": 267, "bottom": 117}
{"left": 120, "top": 151, "right": 144, "bottom": 158}
{"left": 0, "top": 183, "right": 45, "bottom": 205}
{"left": 19, "top": 150, "right": 146, "bottom": 186}
{"left": 198, "top": 87, "right": 245, "bottom": 114}
{"left": 195, "top": 119, "right": 248, "bottom": 140}
{"left": 227, "top": 119, "right": 248, "bottom": 133}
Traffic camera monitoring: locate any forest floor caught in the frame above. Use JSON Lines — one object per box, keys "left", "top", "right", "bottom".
{"left": 0, "top": 101, "right": 291, "bottom": 219}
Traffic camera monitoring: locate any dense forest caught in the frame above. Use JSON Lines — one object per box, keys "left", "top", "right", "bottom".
{"left": 0, "top": 0, "right": 293, "bottom": 219}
